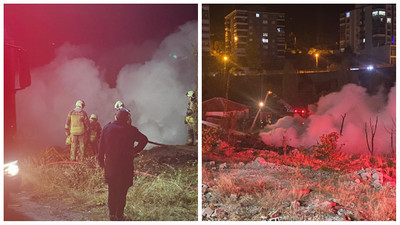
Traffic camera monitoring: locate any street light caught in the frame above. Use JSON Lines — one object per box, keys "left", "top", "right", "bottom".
{"left": 315, "top": 53, "right": 319, "bottom": 69}
{"left": 250, "top": 90, "right": 272, "bottom": 132}
{"left": 223, "top": 55, "right": 229, "bottom": 99}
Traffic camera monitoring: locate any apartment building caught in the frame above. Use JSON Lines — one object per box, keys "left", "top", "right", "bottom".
{"left": 224, "top": 9, "right": 285, "bottom": 70}
{"left": 202, "top": 5, "right": 211, "bottom": 54}
{"left": 340, "top": 4, "right": 396, "bottom": 65}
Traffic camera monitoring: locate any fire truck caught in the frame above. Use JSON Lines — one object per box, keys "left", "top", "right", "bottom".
{"left": 257, "top": 92, "right": 310, "bottom": 128}
{"left": 4, "top": 42, "right": 31, "bottom": 205}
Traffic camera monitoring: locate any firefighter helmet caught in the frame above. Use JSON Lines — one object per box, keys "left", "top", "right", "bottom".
{"left": 90, "top": 114, "right": 98, "bottom": 121}
{"left": 186, "top": 90, "right": 195, "bottom": 98}
{"left": 114, "top": 100, "right": 124, "bottom": 110}
{"left": 75, "top": 100, "right": 85, "bottom": 108}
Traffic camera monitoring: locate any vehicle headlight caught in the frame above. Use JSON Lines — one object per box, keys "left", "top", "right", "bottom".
{"left": 4, "top": 160, "right": 19, "bottom": 177}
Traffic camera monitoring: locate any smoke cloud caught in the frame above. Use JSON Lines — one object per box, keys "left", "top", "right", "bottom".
{"left": 260, "top": 84, "right": 396, "bottom": 155}
{"left": 15, "top": 21, "right": 197, "bottom": 150}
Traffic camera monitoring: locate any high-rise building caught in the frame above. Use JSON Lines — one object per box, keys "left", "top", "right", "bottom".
{"left": 224, "top": 9, "right": 285, "bottom": 70}
{"left": 202, "top": 5, "right": 211, "bottom": 54}
{"left": 340, "top": 4, "right": 396, "bottom": 65}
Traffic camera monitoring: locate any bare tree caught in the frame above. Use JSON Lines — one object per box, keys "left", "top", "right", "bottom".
{"left": 365, "top": 116, "right": 379, "bottom": 155}
{"left": 383, "top": 117, "right": 396, "bottom": 157}
{"left": 340, "top": 113, "right": 347, "bottom": 136}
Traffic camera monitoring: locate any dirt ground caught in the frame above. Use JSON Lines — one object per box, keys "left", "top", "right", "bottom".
{"left": 3, "top": 144, "right": 197, "bottom": 221}
{"left": 202, "top": 150, "right": 396, "bottom": 221}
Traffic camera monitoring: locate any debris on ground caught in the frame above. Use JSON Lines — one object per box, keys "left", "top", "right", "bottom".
{"left": 202, "top": 142, "right": 396, "bottom": 221}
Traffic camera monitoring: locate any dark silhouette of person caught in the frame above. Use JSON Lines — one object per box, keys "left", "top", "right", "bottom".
{"left": 97, "top": 109, "right": 148, "bottom": 221}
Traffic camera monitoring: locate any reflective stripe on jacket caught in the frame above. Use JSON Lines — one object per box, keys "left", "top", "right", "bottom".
{"left": 65, "top": 107, "right": 89, "bottom": 136}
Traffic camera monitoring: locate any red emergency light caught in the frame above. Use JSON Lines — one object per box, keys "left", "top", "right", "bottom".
{"left": 301, "top": 109, "right": 306, "bottom": 114}
{"left": 293, "top": 109, "right": 298, "bottom": 113}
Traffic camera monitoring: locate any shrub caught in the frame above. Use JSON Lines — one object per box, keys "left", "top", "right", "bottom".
{"left": 202, "top": 125, "right": 223, "bottom": 153}
{"left": 313, "top": 132, "right": 341, "bottom": 161}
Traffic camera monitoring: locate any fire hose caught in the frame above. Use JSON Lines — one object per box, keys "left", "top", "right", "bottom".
{"left": 147, "top": 140, "right": 167, "bottom": 146}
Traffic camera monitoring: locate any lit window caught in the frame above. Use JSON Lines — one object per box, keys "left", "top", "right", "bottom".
{"left": 263, "top": 20, "right": 268, "bottom": 24}
{"left": 256, "top": 13, "right": 260, "bottom": 18}
{"left": 372, "top": 10, "right": 386, "bottom": 17}
{"left": 363, "top": 38, "right": 365, "bottom": 43}
{"left": 387, "top": 18, "right": 392, "bottom": 23}
{"left": 346, "top": 12, "right": 350, "bottom": 18}
{"left": 263, "top": 33, "right": 268, "bottom": 37}
{"left": 262, "top": 38, "right": 269, "bottom": 43}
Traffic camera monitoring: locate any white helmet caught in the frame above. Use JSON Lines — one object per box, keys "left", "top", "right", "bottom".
{"left": 186, "top": 90, "right": 195, "bottom": 98}
{"left": 90, "top": 114, "right": 98, "bottom": 121}
{"left": 75, "top": 100, "right": 85, "bottom": 108}
{"left": 114, "top": 100, "right": 124, "bottom": 110}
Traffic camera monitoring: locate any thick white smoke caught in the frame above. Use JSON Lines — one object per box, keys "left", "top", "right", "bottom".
{"left": 15, "top": 21, "right": 197, "bottom": 150}
{"left": 260, "top": 84, "right": 396, "bottom": 155}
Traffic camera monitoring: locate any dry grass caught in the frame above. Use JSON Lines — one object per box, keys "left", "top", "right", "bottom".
{"left": 19, "top": 147, "right": 197, "bottom": 221}
{"left": 202, "top": 128, "right": 396, "bottom": 221}
{"left": 203, "top": 146, "right": 396, "bottom": 221}
{"left": 203, "top": 164, "right": 396, "bottom": 221}
{"left": 213, "top": 174, "right": 238, "bottom": 196}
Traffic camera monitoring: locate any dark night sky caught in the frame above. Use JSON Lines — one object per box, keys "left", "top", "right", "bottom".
{"left": 209, "top": 4, "right": 356, "bottom": 49}
{"left": 4, "top": 4, "right": 197, "bottom": 85}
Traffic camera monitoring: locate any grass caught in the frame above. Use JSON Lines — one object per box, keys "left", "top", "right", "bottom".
{"left": 202, "top": 132, "right": 396, "bottom": 221}
{"left": 204, "top": 164, "right": 396, "bottom": 221}
{"left": 19, "top": 146, "right": 197, "bottom": 221}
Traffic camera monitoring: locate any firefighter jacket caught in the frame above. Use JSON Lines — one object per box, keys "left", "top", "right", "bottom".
{"left": 65, "top": 107, "right": 90, "bottom": 136}
{"left": 97, "top": 120, "right": 148, "bottom": 187}
{"left": 89, "top": 120, "right": 102, "bottom": 142}
{"left": 185, "top": 100, "right": 198, "bottom": 130}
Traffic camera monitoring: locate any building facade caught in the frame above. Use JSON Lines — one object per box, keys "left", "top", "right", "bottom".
{"left": 340, "top": 4, "right": 396, "bottom": 65}
{"left": 202, "top": 5, "right": 211, "bottom": 54}
{"left": 224, "top": 9, "right": 285, "bottom": 71}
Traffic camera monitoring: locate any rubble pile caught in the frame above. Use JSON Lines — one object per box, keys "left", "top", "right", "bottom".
{"left": 202, "top": 155, "right": 396, "bottom": 221}
{"left": 355, "top": 168, "right": 396, "bottom": 189}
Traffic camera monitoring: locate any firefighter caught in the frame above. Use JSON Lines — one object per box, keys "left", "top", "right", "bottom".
{"left": 88, "top": 114, "right": 102, "bottom": 156}
{"left": 98, "top": 109, "right": 148, "bottom": 221}
{"left": 65, "top": 100, "right": 90, "bottom": 161}
{"left": 185, "top": 90, "right": 197, "bottom": 145}
{"left": 114, "top": 100, "right": 131, "bottom": 124}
